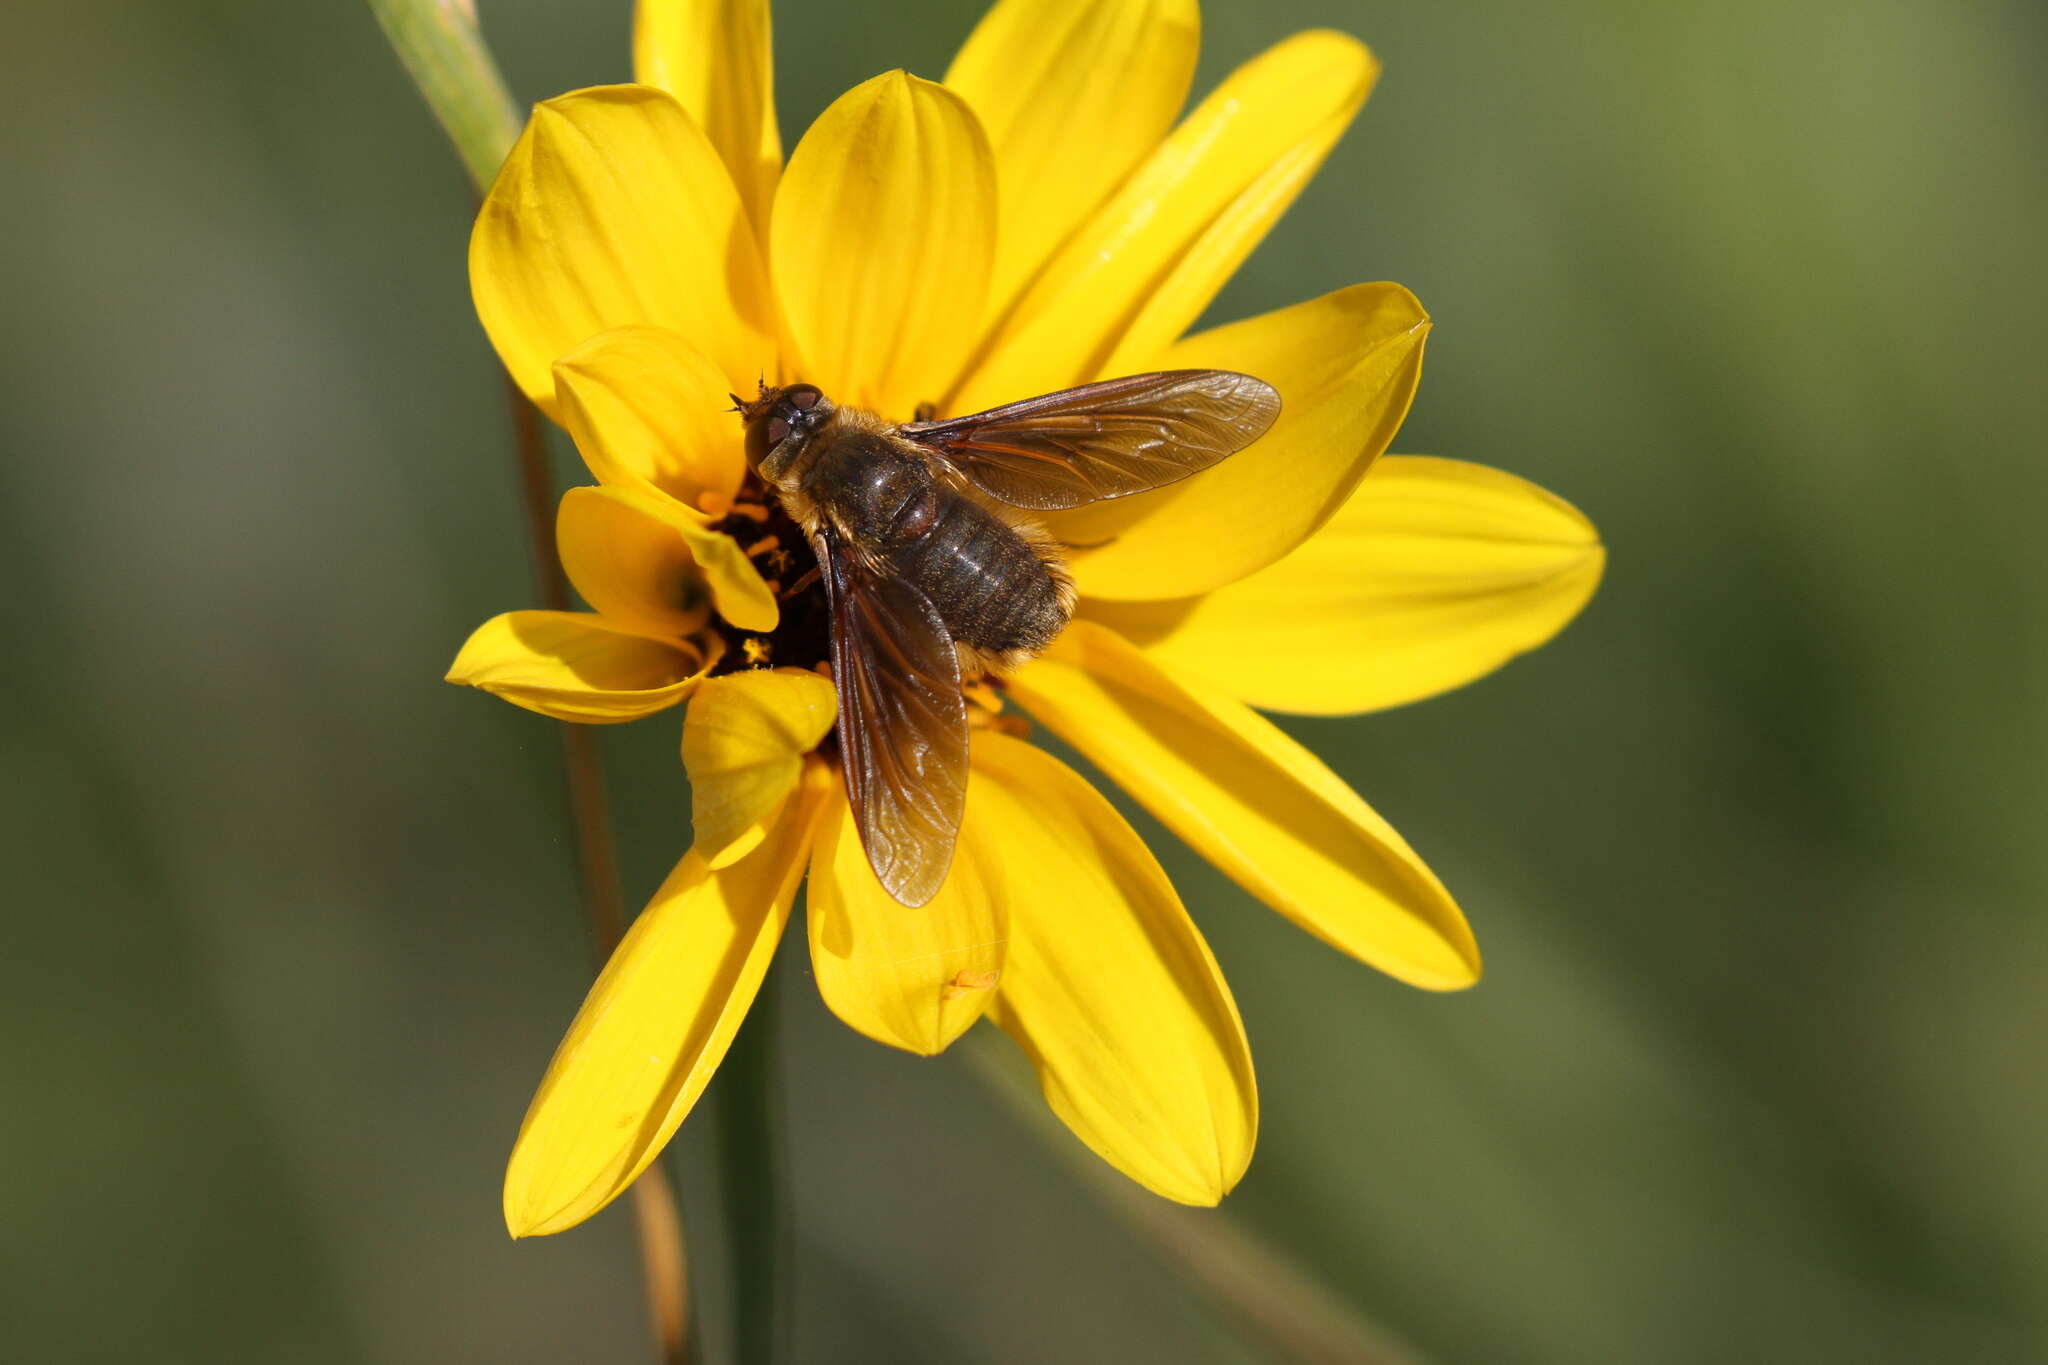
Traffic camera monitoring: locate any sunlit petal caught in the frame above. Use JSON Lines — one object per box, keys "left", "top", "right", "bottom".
{"left": 770, "top": 72, "right": 996, "bottom": 417}
{"left": 807, "top": 760, "right": 1007, "bottom": 1056}
{"left": 950, "top": 31, "right": 1377, "bottom": 414}
{"left": 633, "top": 0, "right": 781, "bottom": 234}
{"left": 974, "top": 733, "right": 1256, "bottom": 1204}
{"left": 472, "top": 85, "right": 776, "bottom": 414}
{"left": 556, "top": 486, "right": 712, "bottom": 640}
{"left": 1008, "top": 621, "right": 1481, "bottom": 990}
{"left": 1049, "top": 282, "right": 1428, "bottom": 600}
{"left": 446, "top": 611, "right": 711, "bottom": 722}
{"left": 558, "top": 484, "right": 777, "bottom": 635}
{"left": 554, "top": 326, "right": 748, "bottom": 512}
{"left": 1086, "top": 457, "right": 1605, "bottom": 713}
{"left": 945, "top": 0, "right": 1198, "bottom": 317}
{"left": 503, "top": 765, "right": 829, "bottom": 1237}
{"left": 681, "top": 669, "right": 837, "bottom": 869}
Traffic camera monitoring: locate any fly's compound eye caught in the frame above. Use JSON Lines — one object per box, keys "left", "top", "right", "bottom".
{"left": 744, "top": 384, "right": 830, "bottom": 473}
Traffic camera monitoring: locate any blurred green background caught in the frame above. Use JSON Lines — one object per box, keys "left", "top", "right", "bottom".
{"left": 5, "top": 0, "right": 2045, "bottom": 1360}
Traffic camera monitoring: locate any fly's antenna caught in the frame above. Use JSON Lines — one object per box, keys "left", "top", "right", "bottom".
{"left": 731, "top": 384, "right": 781, "bottom": 423}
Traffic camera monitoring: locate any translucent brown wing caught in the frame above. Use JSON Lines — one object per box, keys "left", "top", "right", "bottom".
{"left": 814, "top": 527, "right": 968, "bottom": 908}
{"left": 897, "top": 370, "right": 1281, "bottom": 511}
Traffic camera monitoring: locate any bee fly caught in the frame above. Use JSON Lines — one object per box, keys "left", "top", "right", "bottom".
{"left": 733, "top": 370, "right": 1281, "bottom": 906}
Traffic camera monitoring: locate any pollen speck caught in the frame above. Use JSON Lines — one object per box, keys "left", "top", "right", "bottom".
{"left": 941, "top": 969, "right": 998, "bottom": 1000}
{"left": 742, "top": 637, "right": 772, "bottom": 666}
{"left": 962, "top": 679, "right": 1005, "bottom": 714}
{"left": 966, "top": 706, "right": 1031, "bottom": 738}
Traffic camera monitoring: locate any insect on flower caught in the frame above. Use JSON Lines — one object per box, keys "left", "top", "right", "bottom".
{"left": 444, "top": 0, "right": 1605, "bottom": 1239}
{"left": 735, "top": 370, "right": 1279, "bottom": 905}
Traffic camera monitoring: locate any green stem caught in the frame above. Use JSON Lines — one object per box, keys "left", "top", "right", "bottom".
{"left": 366, "top": 0, "right": 523, "bottom": 193}
{"left": 716, "top": 964, "right": 788, "bottom": 1365}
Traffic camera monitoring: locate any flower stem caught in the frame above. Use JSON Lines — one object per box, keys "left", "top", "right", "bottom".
{"left": 366, "top": 0, "right": 524, "bottom": 194}
{"left": 500, "top": 373, "right": 691, "bottom": 1363}
{"left": 631, "top": 1166, "right": 693, "bottom": 1364}
{"left": 365, "top": 8, "right": 698, "bottom": 1358}
{"left": 501, "top": 378, "right": 628, "bottom": 942}
{"left": 715, "top": 963, "right": 788, "bottom": 1365}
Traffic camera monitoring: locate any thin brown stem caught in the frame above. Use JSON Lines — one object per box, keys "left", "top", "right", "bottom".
{"left": 501, "top": 374, "right": 627, "bottom": 950}
{"left": 632, "top": 1166, "right": 692, "bottom": 1364}
{"left": 501, "top": 371, "right": 689, "bottom": 1365}
{"left": 374, "top": 0, "right": 687, "bottom": 1345}
{"left": 504, "top": 375, "right": 567, "bottom": 613}
{"left": 557, "top": 722, "right": 627, "bottom": 956}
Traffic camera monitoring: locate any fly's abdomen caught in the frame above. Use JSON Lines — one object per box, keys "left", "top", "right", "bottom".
{"left": 802, "top": 426, "right": 1067, "bottom": 661}
{"left": 885, "top": 485, "right": 1065, "bottom": 658}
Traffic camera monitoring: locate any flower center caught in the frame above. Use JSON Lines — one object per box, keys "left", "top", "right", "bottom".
{"left": 705, "top": 470, "right": 1031, "bottom": 744}
{"left": 707, "top": 474, "right": 831, "bottom": 677}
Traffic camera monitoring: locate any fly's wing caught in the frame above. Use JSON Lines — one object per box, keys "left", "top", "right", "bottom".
{"left": 814, "top": 527, "right": 968, "bottom": 907}
{"left": 897, "top": 370, "right": 1281, "bottom": 511}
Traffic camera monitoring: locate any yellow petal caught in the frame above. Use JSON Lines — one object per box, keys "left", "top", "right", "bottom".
{"left": 945, "top": 0, "right": 1199, "bottom": 316}
{"left": 680, "top": 669, "right": 837, "bottom": 869}
{"left": 558, "top": 484, "right": 778, "bottom": 635}
{"left": 769, "top": 72, "right": 996, "bottom": 417}
{"left": 1007, "top": 621, "right": 1480, "bottom": 991}
{"left": 950, "top": 31, "right": 1378, "bottom": 415}
{"left": 632, "top": 0, "right": 781, "bottom": 234}
{"left": 1086, "top": 457, "right": 1604, "bottom": 714}
{"left": 1049, "top": 282, "right": 1429, "bottom": 600}
{"left": 556, "top": 486, "right": 711, "bottom": 639}
{"left": 472, "top": 85, "right": 776, "bottom": 415}
{"left": 806, "top": 757, "right": 1008, "bottom": 1056}
{"left": 503, "top": 765, "right": 828, "bottom": 1237}
{"left": 446, "top": 611, "right": 710, "bottom": 722}
{"left": 554, "top": 326, "right": 747, "bottom": 512}
{"left": 973, "top": 733, "right": 1256, "bottom": 1205}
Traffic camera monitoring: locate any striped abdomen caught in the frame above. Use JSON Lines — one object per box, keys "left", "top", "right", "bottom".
{"left": 808, "top": 432, "right": 1067, "bottom": 659}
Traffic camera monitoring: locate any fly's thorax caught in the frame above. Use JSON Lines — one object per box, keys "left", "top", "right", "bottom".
{"left": 801, "top": 424, "right": 939, "bottom": 547}
{"left": 739, "top": 392, "right": 1071, "bottom": 668}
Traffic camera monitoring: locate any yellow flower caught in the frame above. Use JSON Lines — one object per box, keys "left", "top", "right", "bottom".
{"left": 449, "top": 0, "right": 1604, "bottom": 1238}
